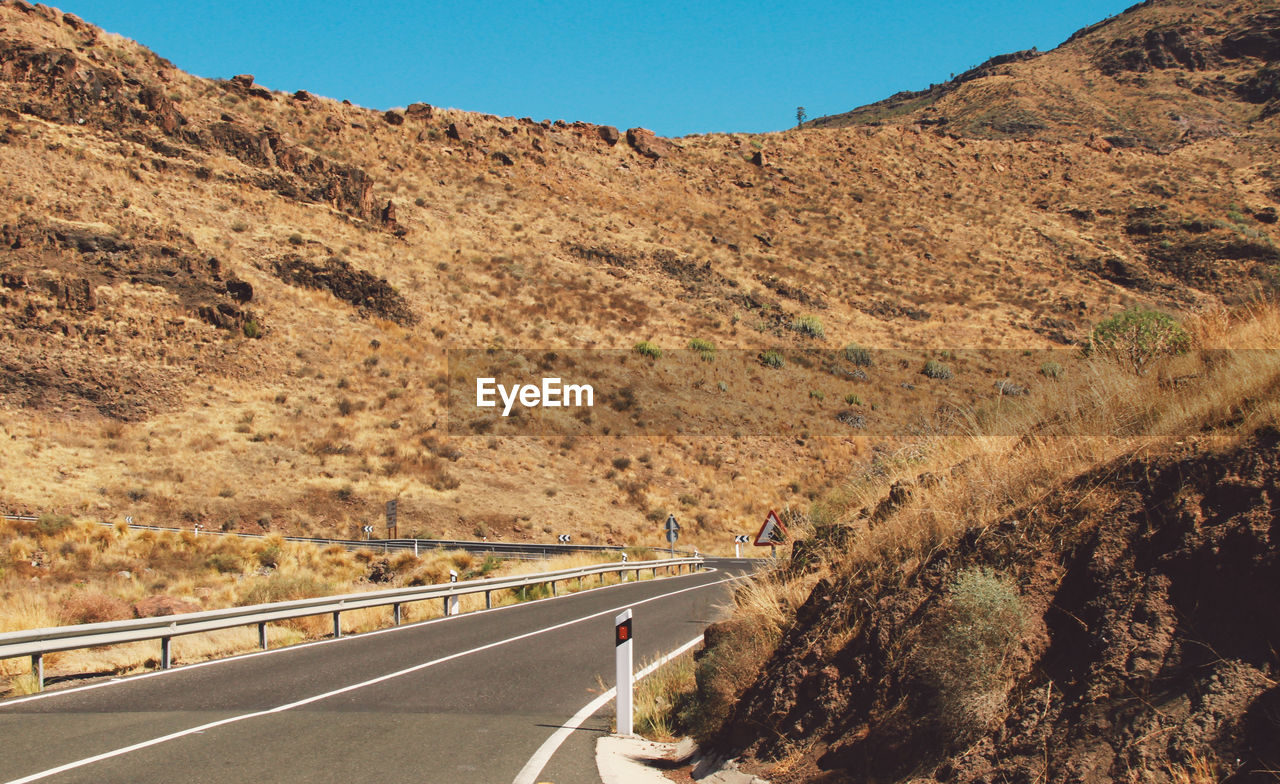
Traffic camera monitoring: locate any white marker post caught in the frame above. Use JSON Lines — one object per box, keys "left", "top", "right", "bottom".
{"left": 444, "top": 570, "right": 460, "bottom": 616}
{"left": 615, "top": 608, "right": 634, "bottom": 736}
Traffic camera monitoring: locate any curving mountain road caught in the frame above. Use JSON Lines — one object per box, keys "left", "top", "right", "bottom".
{"left": 0, "top": 559, "right": 757, "bottom": 784}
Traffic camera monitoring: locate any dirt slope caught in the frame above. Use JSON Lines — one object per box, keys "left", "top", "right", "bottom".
{"left": 709, "top": 428, "right": 1280, "bottom": 782}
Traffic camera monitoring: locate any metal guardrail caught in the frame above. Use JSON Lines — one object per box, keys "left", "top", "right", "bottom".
{"left": 0, "top": 556, "right": 704, "bottom": 691}
{"left": 2, "top": 514, "right": 38, "bottom": 523}
{"left": 95, "top": 522, "right": 697, "bottom": 560}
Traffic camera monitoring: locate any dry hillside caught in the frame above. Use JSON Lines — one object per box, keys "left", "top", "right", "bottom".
{"left": 681, "top": 302, "right": 1280, "bottom": 783}
{"left": 0, "top": 0, "right": 1276, "bottom": 559}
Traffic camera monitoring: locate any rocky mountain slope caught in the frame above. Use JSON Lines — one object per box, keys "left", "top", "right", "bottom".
{"left": 808, "top": 0, "right": 1280, "bottom": 151}
{"left": 0, "top": 0, "right": 1277, "bottom": 551}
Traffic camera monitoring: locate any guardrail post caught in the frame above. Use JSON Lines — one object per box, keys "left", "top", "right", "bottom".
{"left": 31, "top": 653, "right": 43, "bottom": 692}
{"left": 332, "top": 612, "right": 342, "bottom": 638}
{"left": 484, "top": 590, "right": 491, "bottom": 609}
{"left": 258, "top": 622, "right": 268, "bottom": 650}
{"left": 551, "top": 580, "right": 558, "bottom": 597}
{"left": 393, "top": 603, "right": 402, "bottom": 626}
{"left": 161, "top": 637, "right": 172, "bottom": 669}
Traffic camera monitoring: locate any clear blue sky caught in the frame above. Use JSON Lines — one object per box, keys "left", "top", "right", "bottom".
{"left": 59, "top": 1, "right": 1133, "bottom": 137}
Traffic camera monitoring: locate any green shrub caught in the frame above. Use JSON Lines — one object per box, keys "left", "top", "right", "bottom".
{"left": 808, "top": 389, "right": 825, "bottom": 401}
{"left": 844, "top": 344, "right": 872, "bottom": 366}
{"left": 914, "top": 567, "right": 1029, "bottom": 740}
{"left": 759, "top": 350, "right": 784, "bottom": 369}
{"left": 1088, "top": 307, "right": 1190, "bottom": 374}
{"left": 242, "top": 320, "right": 261, "bottom": 339}
{"left": 206, "top": 552, "right": 244, "bottom": 574}
{"left": 688, "top": 338, "right": 716, "bottom": 362}
{"left": 922, "top": 359, "right": 953, "bottom": 380}
{"left": 256, "top": 545, "right": 281, "bottom": 569}
{"left": 844, "top": 393, "right": 862, "bottom": 406}
{"left": 35, "top": 514, "right": 75, "bottom": 537}
{"left": 791, "top": 315, "right": 825, "bottom": 339}
{"left": 1039, "top": 361, "right": 1063, "bottom": 380}
{"left": 634, "top": 341, "right": 662, "bottom": 359}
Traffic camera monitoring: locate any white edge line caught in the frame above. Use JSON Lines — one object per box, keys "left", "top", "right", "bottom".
{"left": 2, "top": 575, "right": 738, "bottom": 784}
{"left": 511, "top": 634, "right": 706, "bottom": 784}
{"left": 0, "top": 566, "right": 721, "bottom": 708}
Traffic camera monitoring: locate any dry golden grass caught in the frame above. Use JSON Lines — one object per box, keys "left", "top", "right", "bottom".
{"left": 633, "top": 649, "right": 699, "bottom": 742}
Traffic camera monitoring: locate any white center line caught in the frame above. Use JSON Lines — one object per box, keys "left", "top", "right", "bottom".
{"left": 3, "top": 574, "right": 738, "bottom": 784}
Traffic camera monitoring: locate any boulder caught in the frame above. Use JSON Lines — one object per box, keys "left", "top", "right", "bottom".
{"left": 405, "top": 102, "right": 434, "bottom": 121}
{"left": 225, "top": 276, "right": 253, "bottom": 303}
{"left": 446, "top": 121, "right": 471, "bottom": 142}
{"left": 383, "top": 109, "right": 404, "bottom": 126}
{"left": 625, "top": 127, "right": 673, "bottom": 160}
{"left": 1085, "top": 133, "right": 1113, "bottom": 154}
{"left": 230, "top": 74, "right": 255, "bottom": 89}
{"left": 492, "top": 151, "right": 514, "bottom": 166}
{"left": 131, "top": 596, "right": 201, "bottom": 618}
{"left": 750, "top": 150, "right": 767, "bottom": 166}
{"left": 597, "top": 125, "right": 620, "bottom": 145}
{"left": 292, "top": 90, "right": 312, "bottom": 102}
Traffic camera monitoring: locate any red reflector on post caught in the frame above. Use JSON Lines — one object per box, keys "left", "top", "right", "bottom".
{"left": 615, "top": 617, "right": 633, "bottom": 646}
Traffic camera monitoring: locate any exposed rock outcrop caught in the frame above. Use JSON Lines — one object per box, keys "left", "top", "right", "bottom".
{"left": 625, "top": 127, "right": 672, "bottom": 160}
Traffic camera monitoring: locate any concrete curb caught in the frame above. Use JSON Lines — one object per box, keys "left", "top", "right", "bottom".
{"left": 596, "top": 735, "right": 768, "bottom": 784}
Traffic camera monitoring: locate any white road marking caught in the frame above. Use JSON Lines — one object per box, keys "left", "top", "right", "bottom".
{"left": 2, "top": 574, "right": 739, "bottom": 784}
{"left": 511, "top": 634, "right": 706, "bottom": 784}
{"left": 0, "top": 566, "right": 722, "bottom": 708}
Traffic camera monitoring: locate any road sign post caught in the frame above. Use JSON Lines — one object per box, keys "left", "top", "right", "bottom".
{"left": 615, "top": 608, "right": 634, "bottom": 736}
{"left": 385, "top": 499, "right": 398, "bottom": 538}
{"left": 664, "top": 514, "right": 680, "bottom": 557}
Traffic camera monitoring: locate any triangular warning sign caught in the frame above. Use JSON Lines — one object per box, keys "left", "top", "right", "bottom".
{"left": 753, "top": 510, "right": 787, "bottom": 547}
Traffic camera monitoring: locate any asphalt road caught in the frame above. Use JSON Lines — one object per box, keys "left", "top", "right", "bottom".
{"left": 0, "top": 558, "right": 759, "bottom": 784}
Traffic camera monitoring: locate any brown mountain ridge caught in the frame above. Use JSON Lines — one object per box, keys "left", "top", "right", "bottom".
{"left": 0, "top": 0, "right": 1277, "bottom": 551}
